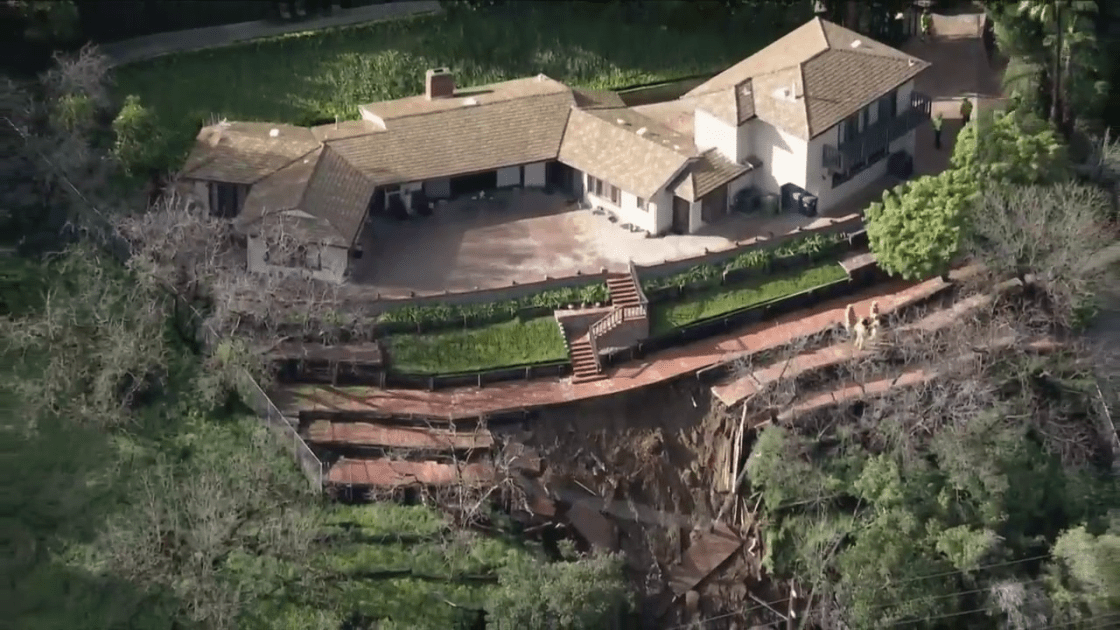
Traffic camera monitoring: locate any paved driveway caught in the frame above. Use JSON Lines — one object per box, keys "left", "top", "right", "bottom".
{"left": 904, "top": 11, "right": 1007, "bottom": 176}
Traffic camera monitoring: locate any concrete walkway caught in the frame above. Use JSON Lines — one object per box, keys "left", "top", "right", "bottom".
{"left": 100, "top": 1, "right": 442, "bottom": 67}
{"left": 273, "top": 269, "right": 980, "bottom": 419}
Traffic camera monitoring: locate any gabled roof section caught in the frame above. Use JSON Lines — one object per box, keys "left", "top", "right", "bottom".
{"left": 296, "top": 145, "right": 377, "bottom": 246}
{"left": 239, "top": 147, "right": 323, "bottom": 227}
{"left": 558, "top": 107, "right": 696, "bottom": 200}
{"left": 571, "top": 87, "right": 627, "bottom": 109}
{"left": 328, "top": 89, "right": 575, "bottom": 185}
{"left": 692, "top": 80, "right": 756, "bottom": 126}
{"left": 181, "top": 122, "right": 320, "bottom": 184}
{"left": 357, "top": 75, "right": 573, "bottom": 122}
{"left": 684, "top": 18, "right": 929, "bottom": 139}
{"left": 670, "top": 149, "right": 754, "bottom": 202}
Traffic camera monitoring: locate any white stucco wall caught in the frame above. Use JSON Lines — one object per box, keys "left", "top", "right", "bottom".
{"left": 496, "top": 166, "right": 522, "bottom": 188}
{"left": 523, "top": 162, "right": 547, "bottom": 188}
{"left": 246, "top": 235, "right": 349, "bottom": 284}
{"left": 688, "top": 200, "right": 703, "bottom": 233}
{"left": 804, "top": 79, "right": 919, "bottom": 213}
{"left": 694, "top": 109, "right": 739, "bottom": 163}
{"left": 577, "top": 171, "right": 659, "bottom": 234}
{"left": 750, "top": 119, "right": 808, "bottom": 197}
{"left": 649, "top": 189, "right": 672, "bottom": 235}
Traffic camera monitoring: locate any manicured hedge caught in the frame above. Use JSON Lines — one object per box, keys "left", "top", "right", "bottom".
{"left": 642, "top": 232, "right": 847, "bottom": 292}
{"left": 649, "top": 261, "right": 850, "bottom": 334}
{"left": 383, "top": 315, "right": 568, "bottom": 374}
{"left": 376, "top": 282, "right": 610, "bottom": 331}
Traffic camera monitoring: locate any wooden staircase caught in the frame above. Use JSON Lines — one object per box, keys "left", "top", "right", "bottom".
{"left": 606, "top": 272, "right": 643, "bottom": 309}
{"left": 569, "top": 333, "right": 607, "bottom": 383}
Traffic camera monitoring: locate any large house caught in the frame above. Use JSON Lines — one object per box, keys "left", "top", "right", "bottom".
{"left": 178, "top": 17, "right": 931, "bottom": 284}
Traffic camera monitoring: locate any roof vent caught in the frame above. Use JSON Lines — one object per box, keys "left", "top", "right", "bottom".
{"left": 269, "top": 128, "right": 280, "bottom": 138}
{"left": 636, "top": 127, "right": 648, "bottom": 136}
{"left": 462, "top": 97, "right": 479, "bottom": 106}
{"left": 850, "top": 39, "right": 862, "bottom": 48}
{"left": 616, "top": 118, "right": 629, "bottom": 125}
{"left": 908, "top": 58, "right": 916, "bottom": 67}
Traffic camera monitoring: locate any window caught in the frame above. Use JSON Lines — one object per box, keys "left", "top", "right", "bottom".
{"left": 636, "top": 197, "right": 647, "bottom": 211}
{"left": 209, "top": 182, "right": 247, "bottom": 218}
{"left": 587, "top": 175, "right": 603, "bottom": 196}
{"left": 608, "top": 184, "right": 621, "bottom": 205}
{"left": 877, "top": 89, "right": 898, "bottom": 122}
{"left": 840, "top": 113, "right": 860, "bottom": 144}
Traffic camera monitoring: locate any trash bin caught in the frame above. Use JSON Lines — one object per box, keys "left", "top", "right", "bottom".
{"left": 762, "top": 194, "right": 779, "bottom": 215}
{"left": 800, "top": 193, "right": 819, "bottom": 217}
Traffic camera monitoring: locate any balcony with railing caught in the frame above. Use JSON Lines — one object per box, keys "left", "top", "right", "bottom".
{"left": 822, "top": 91, "right": 932, "bottom": 173}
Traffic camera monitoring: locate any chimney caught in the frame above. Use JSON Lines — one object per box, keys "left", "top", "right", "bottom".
{"left": 425, "top": 68, "right": 455, "bottom": 100}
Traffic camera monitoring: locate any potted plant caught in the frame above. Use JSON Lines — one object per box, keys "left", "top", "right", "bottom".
{"left": 932, "top": 113, "right": 944, "bottom": 150}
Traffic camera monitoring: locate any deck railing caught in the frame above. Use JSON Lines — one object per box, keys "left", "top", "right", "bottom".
{"left": 822, "top": 91, "right": 932, "bottom": 173}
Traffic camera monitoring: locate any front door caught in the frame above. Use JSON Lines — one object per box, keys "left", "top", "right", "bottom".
{"left": 672, "top": 196, "right": 690, "bottom": 234}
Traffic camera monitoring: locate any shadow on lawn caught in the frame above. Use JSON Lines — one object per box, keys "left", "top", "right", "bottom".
{"left": 112, "top": 3, "right": 811, "bottom": 165}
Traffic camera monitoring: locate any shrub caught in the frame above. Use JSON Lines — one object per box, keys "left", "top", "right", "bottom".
{"left": 111, "top": 94, "right": 165, "bottom": 176}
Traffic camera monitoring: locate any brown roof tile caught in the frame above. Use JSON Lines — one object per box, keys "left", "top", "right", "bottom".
{"left": 685, "top": 18, "right": 928, "bottom": 139}
{"left": 310, "top": 119, "right": 384, "bottom": 142}
{"left": 358, "top": 75, "right": 573, "bottom": 122}
{"left": 558, "top": 107, "right": 695, "bottom": 200}
{"left": 328, "top": 91, "right": 574, "bottom": 185}
{"left": 572, "top": 88, "right": 626, "bottom": 109}
{"left": 629, "top": 99, "right": 697, "bottom": 137}
{"left": 239, "top": 147, "right": 323, "bottom": 225}
{"left": 297, "top": 146, "right": 377, "bottom": 245}
{"left": 181, "top": 122, "right": 319, "bottom": 184}
{"left": 670, "top": 149, "right": 753, "bottom": 202}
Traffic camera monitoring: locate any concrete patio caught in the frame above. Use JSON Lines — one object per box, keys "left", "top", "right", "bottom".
{"left": 348, "top": 186, "right": 880, "bottom": 297}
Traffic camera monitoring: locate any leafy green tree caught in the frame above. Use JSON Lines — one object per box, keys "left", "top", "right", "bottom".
{"left": 1014, "top": 0, "right": 1106, "bottom": 134}
{"left": 113, "top": 94, "right": 166, "bottom": 177}
{"left": 865, "top": 169, "right": 973, "bottom": 280}
{"left": 1046, "top": 522, "right": 1120, "bottom": 624}
{"left": 952, "top": 109, "right": 1071, "bottom": 186}
{"left": 488, "top": 550, "right": 631, "bottom": 630}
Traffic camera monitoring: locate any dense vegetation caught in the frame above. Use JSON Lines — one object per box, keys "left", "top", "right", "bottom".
{"left": 1, "top": 47, "right": 631, "bottom": 630}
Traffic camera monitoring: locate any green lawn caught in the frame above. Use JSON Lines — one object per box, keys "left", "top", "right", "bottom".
{"left": 385, "top": 316, "right": 567, "bottom": 374}
{"left": 650, "top": 262, "right": 850, "bottom": 335}
{"left": 112, "top": 4, "right": 783, "bottom": 168}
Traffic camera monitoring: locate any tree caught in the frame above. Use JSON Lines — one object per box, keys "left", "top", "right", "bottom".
{"left": 112, "top": 94, "right": 165, "bottom": 177}
{"left": 968, "top": 182, "right": 1116, "bottom": 324}
{"left": 487, "top": 550, "right": 631, "bottom": 629}
{"left": 952, "top": 108, "right": 1071, "bottom": 186}
{"left": 1014, "top": 0, "right": 1106, "bottom": 135}
{"left": 1046, "top": 523, "right": 1120, "bottom": 623}
{"left": 865, "top": 169, "right": 973, "bottom": 281}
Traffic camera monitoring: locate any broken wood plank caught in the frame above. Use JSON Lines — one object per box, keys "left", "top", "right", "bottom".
{"left": 667, "top": 523, "right": 743, "bottom": 597}
{"left": 567, "top": 502, "right": 618, "bottom": 551}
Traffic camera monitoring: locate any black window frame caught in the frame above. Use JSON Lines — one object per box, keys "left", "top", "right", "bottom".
{"left": 209, "top": 182, "right": 247, "bottom": 218}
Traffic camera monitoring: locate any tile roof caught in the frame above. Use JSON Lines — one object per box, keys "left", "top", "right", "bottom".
{"left": 670, "top": 149, "right": 755, "bottom": 202}
{"left": 358, "top": 75, "right": 573, "bottom": 122}
{"left": 239, "top": 147, "right": 323, "bottom": 226}
{"left": 684, "top": 17, "right": 928, "bottom": 139}
{"left": 296, "top": 145, "right": 377, "bottom": 245}
{"left": 254, "top": 210, "right": 350, "bottom": 248}
{"left": 327, "top": 90, "right": 575, "bottom": 185}
{"left": 691, "top": 81, "right": 755, "bottom": 126}
{"left": 571, "top": 87, "right": 627, "bottom": 109}
{"left": 558, "top": 107, "right": 695, "bottom": 200}
{"left": 181, "top": 122, "right": 319, "bottom": 184}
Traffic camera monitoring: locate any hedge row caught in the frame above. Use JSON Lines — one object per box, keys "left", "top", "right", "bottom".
{"left": 641, "top": 232, "right": 848, "bottom": 292}
{"left": 377, "top": 231, "right": 850, "bottom": 333}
